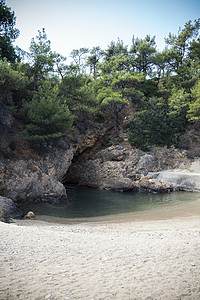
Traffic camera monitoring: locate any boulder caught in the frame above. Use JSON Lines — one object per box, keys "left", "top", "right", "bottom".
{"left": 135, "top": 154, "right": 155, "bottom": 175}
{"left": 1, "top": 160, "right": 67, "bottom": 203}
{"left": 136, "top": 176, "right": 173, "bottom": 193}
{"left": 0, "top": 196, "right": 23, "bottom": 222}
{"left": 101, "top": 178, "right": 135, "bottom": 191}
{"left": 26, "top": 211, "right": 35, "bottom": 220}
{"left": 152, "top": 171, "right": 200, "bottom": 191}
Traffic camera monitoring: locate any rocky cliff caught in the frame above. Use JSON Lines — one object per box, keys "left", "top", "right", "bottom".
{"left": 0, "top": 106, "right": 200, "bottom": 210}
{"left": 0, "top": 108, "right": 115, "bottom": 203}
{"left": 65, "top": 142, "right": 197, "bottom": 192}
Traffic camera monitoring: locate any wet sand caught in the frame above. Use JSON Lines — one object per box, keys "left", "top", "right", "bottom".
{"left": 0, "top": 199, "right": 200, "bottom": 300}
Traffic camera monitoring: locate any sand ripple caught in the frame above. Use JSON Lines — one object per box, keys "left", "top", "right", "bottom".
{"left": 0, "top": 217, "right": 200, "bottom": 300}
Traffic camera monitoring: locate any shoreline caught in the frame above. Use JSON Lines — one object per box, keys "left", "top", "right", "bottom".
{"left": 21, "top": 195, "right": 200, "bottom": 225}
{"left": 1, "top": 214, "right": 200, "bottom": 300}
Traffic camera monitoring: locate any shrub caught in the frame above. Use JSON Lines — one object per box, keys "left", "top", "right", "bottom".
{"left": 126, "top": 98, "right": 183, "bottom": 151}
{"left": 21, "top": 81, "right": 73, "bottom": 141}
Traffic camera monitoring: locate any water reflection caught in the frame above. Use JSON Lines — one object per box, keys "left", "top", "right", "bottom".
{"left": 21, "top": 185, "right": 200, "bottom": 220}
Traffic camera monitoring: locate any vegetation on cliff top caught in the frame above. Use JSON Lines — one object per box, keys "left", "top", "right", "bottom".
{"left": 0, "top": 0, "right": 200, "bottom": 150}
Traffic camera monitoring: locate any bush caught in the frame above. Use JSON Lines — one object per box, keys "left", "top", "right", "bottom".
{"left": 0, "top": 59, "right": 30, "bottom": 107}
{"left": 126, "top": 98, "right": 184, "bottom": 151}
{"left": 21, "top": 81, "right": 73, "bottom": 141}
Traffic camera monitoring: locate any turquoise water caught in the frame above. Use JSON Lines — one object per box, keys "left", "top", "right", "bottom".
{"left": 21, "top": 185, "right": 200, "bottom": 220}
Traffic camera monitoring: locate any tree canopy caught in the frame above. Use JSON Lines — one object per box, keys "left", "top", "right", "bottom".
{"left": 0, "top": 0, "right": 20, "bottom": 62}
{"left": 0, "top": 4, "right": 200, "bottom": 149}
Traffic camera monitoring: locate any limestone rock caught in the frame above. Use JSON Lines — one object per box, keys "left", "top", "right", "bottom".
{"left": 101, "top": 178, "right": 135, "bottom": 191}
{"left": 0, "top": 161, "right": 5, "bottom": 193}
{"left": 0, "top": 111, "right": 198, "bottom": 203}
{"left": 0, "top": 196, "right": 23, "bottom": 222}
{"left": 136, "top": 176, "right": 173, "bottom": 192}
{"left": 154, "top": 171, "right": 200, "bottom": 191}
{"left": 66, "top": 143, "right": 193, "bottom": 192}
{"left": 1, "top": 160, "right": 67, "bottom": 203}
{"left": 135, "top": 154, "right": 155, "bottom": 175}
{"left": 26, "top": 211, "right": 35, "bottom": 220}
{"left": 0, "top": 121, "right": 111, "bottom": 203}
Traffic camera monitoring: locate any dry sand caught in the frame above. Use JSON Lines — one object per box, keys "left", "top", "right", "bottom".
{"left": 0, "top": 214, "right": 200, "bottom": 300}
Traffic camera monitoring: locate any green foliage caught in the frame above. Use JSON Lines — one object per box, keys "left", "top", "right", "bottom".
{"left": 168, "top": 86, "right": 188, "bottom": 107}
{"left": 21, "top": 81, "right": 73, "bottom": 141}
{"left": 168, "top": 87, "right": 189, "bottom": 117}
{"left": 96, "top": 86, "right": 127, "bottom": 130}
{"left": 97, "top": 87, "right": 123, "bottom": 105}
{"left": 165, "top": 19, "right": 200, "bottom": 73}
{"left": 0, "top": 0, "right": 20, "bottom": 62}
{"left": 152, "top": 51, "right": 167, "bottom": 78}
{"left": 59, "top": 73, "right": 96, "bottom": 111}
{"left": 0, "top": 59, "right": 29, "bottom": 106}
{"left": 187, "top": 79, "right": 200, "bottom": 120}
{"left": 86, "top": 46, "right": 103, "bottom": 79}
{"left": 189, "top": 37, "right": 200, "bottom": 62}
{"left": 139, "top": 78, "right": 159, "bottom": 98}
{"left": 1, "top": 149, "right": 16, "bottom": 159}
{"left": 29, "top": 28, "right": 55, "bottom": 90}
{"left": 53, "top": 52, "right": 68, "bottom": 79}
{"left": 100, "top": 55, "right": 130, "bottom": 76}
{"left": 70, "top": 48, "right": 89, "bottom": 74}
{"left": 126, "top": 98, "right": 183, "bottom": 151}
{"left": 103, "top": 39, "right": 128, "bottom": 61}
{"left": 1, "top": 9, "right": 200, "bottom": 150}
{"left": 130, "top": 35, "right": 157, "bottom": 75}
{"left": 111, "top": 72, "right": 144, "bottom": 90}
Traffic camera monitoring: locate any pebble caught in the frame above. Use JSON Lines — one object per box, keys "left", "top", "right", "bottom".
{"left": 45, "top": 294, "right": 52, "bottom": 299}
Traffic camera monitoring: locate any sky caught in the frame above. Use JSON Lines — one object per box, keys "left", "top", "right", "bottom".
{"left": 6, "top": 0, "right": 200, "bottom": 61}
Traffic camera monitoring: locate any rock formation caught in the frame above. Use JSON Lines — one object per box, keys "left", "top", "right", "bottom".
{"left": 0, "top": 196, "right": 23, "bottom": 222}
{"left": 26, "top": 211, "right": 35, "bottom": 220}
{"left": 0, "top": 106, "right": 200, "bottom": 217}
{"left": 66, "top": 142, "right": 193, "bottom": 192}
{"left": 0, "top": 116, "right": 112, "bottom": 204}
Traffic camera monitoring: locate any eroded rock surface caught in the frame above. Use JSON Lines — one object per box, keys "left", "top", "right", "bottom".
{"left": 0, "top": 196, "right": 23, "bottom": 222}
{"left": 1, "top": 107, "right": 200, "bottom": 204}
{"left": 0, "top": 160, "right": 67, "bottom": 202}
{"left": 0, "top": 121, "right": 112, "bottom": 203}
{"left": 149, "top": 170, "right": 200, "bottom": 192}
{"left": 66, "top": 143, "right": 193, "bottom": 192}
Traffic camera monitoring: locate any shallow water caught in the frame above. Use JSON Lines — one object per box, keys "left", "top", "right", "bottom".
{"left": 21, "top": 185, "right": 200, "bottom": 223}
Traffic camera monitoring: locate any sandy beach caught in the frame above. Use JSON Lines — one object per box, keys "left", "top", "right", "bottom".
{"left": 0, "top": 214, "right": 200, "bottom": 300}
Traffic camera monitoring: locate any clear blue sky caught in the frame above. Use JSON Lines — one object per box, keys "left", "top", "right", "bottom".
{"left": 6, "top": 0, "right": 200, "bottom": 60}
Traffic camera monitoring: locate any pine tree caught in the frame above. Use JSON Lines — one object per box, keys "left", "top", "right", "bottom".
{"left": 22, "top": 81, "right": 73, "bottom": 141}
